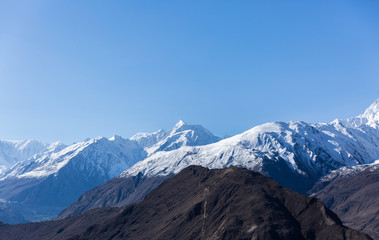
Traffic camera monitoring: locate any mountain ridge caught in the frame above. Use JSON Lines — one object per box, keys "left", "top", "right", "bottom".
{"left": 0, "top": 121, "right": 221, "bottom": 223}
{"left": 59, "top": 98, "right": 379, "bottom": 221}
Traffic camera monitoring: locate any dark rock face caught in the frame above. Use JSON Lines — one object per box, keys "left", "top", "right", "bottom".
{"left": 57, "top": 174, "right": 169, "bottom": 219}
{"left": 59, "top": 156, "right": 317, "bottom": 221}
{"left": 0, "top": 166, "right": 371, "bottom": 240}
{"left": 311, "top": 168, "right": 379, "bottom": 240}
{"left": 66, "top": 166, "right": 372, "bottom": 240}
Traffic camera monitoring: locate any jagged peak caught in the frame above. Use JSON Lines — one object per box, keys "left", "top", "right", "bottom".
{"left": 169, "top": 120, "right": 188, "bottom": 134}
{"left": 361, "top": 98, "right": 379, "bottom": 124}
{"left": 109, "top": 135, "right": 124, "bottom": 141}
{"left": 130, "top": 129, "right": 165, "bottom": 140}
{"left": 174, "top": 119, "right": 186, "bottom": 128}
{"left": 333, "top": 98, "right": 379, "bottom": 128}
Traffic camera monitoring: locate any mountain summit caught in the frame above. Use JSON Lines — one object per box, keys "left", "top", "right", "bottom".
{"left": 131, "top": 120, "right": 221, "bottom": 155}
{"left": 0, "top": 140, "right": 66, "bottom": 175}
{"left": 340, "top": 98, "right": 379, "bottom": 128}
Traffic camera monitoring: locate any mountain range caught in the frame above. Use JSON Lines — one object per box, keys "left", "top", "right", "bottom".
{"left": 1, "top": 99, "right": 379, "bottom": 238}
{"left": 59, "top": 99, "right": 379, "bottom": 222}
{"left": 0, "top": 121, "right": 220, "bottom": 223}
{"left": 121, "top": 99, "right": 379, "bottom": 191}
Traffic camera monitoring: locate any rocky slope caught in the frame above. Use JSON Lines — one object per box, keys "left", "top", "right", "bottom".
{"left": 0, "top": 166, "right": 371, "bottom": 240}
{"left": 311, "top": 160, "right": 379, "bottom": 239}
{"left": 57, "top": 174, "right": 168, "bottom": 219}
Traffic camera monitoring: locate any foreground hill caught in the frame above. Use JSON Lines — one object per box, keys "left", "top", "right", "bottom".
{"left": 1, "top": 166, "right": 371, "bottom": 240}
{"left": 311, "top": 160, "right": 379, "bottom": 239}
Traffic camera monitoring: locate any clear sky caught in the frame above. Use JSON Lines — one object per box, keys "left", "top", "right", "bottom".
{"left": 1, "top": 0, "right": 379, "bottom": 144}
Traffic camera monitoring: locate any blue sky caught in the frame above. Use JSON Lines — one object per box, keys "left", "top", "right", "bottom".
{"left": 1, "top": 1, "right": 379, "bottom": 144}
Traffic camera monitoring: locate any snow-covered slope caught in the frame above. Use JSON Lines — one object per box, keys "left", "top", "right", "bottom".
{"left": 0, "top": 140, "right": 65, "bottom": 175}
{"left": 130, "top": 129, "right": 167, "bottom": 149}
{"left": 0, "top": 136, "right": 146, "bottom": 223}
{"left": 1, "top": 120, "right": 220, "bottom": 182}
{"left": 2, "top": 136, "right": 145, "bottom": 180}
{"left": 131, "top": 120, "right": 222, "bottom": 156}
{"left": 319, "top": 159, "right": 379, "bottom": 182}
{"left": 120, "top": 99, "right": 379, "bottom": 193}
{"left": 341, "top": 98, "right": 379, "bottom": 128}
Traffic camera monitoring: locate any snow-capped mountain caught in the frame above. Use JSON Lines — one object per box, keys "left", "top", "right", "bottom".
{"left": 131, "top": 120, "right": 222, "bottom": 156}
{"left": 59, "top": 99, "right": 379, "bottom": 220}
{"left": 0, "top": 136, "right": 146, "bottom": 223}
{"left": 120, "top": 99, "right": 379, "bottom": 193}
{"left": 1, "top": 120, "right": 220, "bottom": 183}
{"left": 0, "top": 121, "right": 221, "bottom": 223}
{"left": 130, "top": 129, "right": 167, "bottom": 149}
{"left": 0, "top": 140, "right": 65, "bottom": 175}
{"left": 341, "top": 98, "right": 379, "bottom": 128}
{"left": 1, "top": 136, "right": 145, "bottom": 181}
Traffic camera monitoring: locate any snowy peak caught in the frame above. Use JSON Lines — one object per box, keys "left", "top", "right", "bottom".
{"left": 145, "top": 120, "right": 222, "bottom": 155}
{"left": 1, "top": 120, "right": 221, "bottom": 181}
{"left": 2, "top": 136, "right": 145, "bottom": 180}
{"left": 108, "top": 135, "right": 123, "bottom": 141}
{"left": 170, "top": 120, "right": 187, "bottom": 133}
{"left": 129, "top": 120, "right": 221, "bottom": 156}
{"left": 361, "top": 98, "right": 379, "bottom": 126}
{"left": 130, "top": 129, "right": 167, "bottom": 149}
{"left": 0, "top": 140, "right": 66, "bottom": 175}
{"left": 337, "top": 98, "right": 379, "bottom": 128}
{"left": 120, "top": 106, "right": 379, "bottom": 193}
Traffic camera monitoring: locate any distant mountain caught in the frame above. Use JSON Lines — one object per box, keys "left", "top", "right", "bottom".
{"left": 0, "top": 140, "right": 65, "bottom": 175}
{"left": 58, "top": 120, "right": 222, "bottom": 219}
{"left": 0, "top": 121, "right": 221, "bottom": 223}
{"left": 311, "top": 160, "right": 379, "bottom": 239}
{"left": 0, "top": 136, "right": 145, "bottom": 223}
{"left": 60, "top": 99, "right": 379, "bottom": 220}
{"left": 0, "top": 166, "right": 371, "bottom": 240}
{"left": 131, "top": 120, "right": 222, "bottom": 156}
